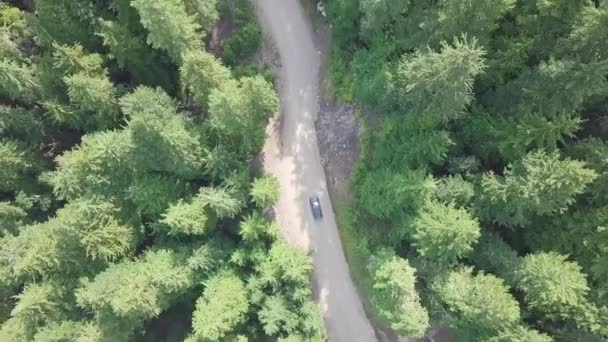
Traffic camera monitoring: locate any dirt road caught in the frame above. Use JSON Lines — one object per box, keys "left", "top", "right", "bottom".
{"left": 254, "top": 1, "right": 378, "bottom": 341}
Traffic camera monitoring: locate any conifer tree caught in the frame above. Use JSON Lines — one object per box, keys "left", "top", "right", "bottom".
{"left": 250, "top": 174, "right": 280, "bottom": 209}
{"left": 76, "top": 249, "right": 194, "bottom": 331}
{"left": 180, "top": 49, "right": 231, "bottom": 108}
{"left": 191, "top": 272, "right": 249, "bottom": 341}
{"left": 131, "top": 0, "right": 202, "bottom": 63}
{"left": 368, "top": 249, "right": 429, "bottom": 337}
{"left": 395, "top": 35, "right": 486, "bottom": 122}
{"left": 479, "top": 150, "right": 597, "bottom": 227}
{"left": 412, "top": 200, "right": 481, "bottom": 263}
{"left": 121, "top": 86, "right": 204, "bottom": 178}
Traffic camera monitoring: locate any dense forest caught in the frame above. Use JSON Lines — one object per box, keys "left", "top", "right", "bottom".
{"left": 328, "top": 0, "right": 608, "bottom": 340}
{"left": 0, "top": 1, "right": 326, "bottom": 341}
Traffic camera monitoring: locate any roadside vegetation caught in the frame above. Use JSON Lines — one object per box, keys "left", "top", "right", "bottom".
{"left": 0, "top": 1, "right": 325, "bottom": 341}
{"left": 328, "top": 0, "right": 608, "bottom": 340}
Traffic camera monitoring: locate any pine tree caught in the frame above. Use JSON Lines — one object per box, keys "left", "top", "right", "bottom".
{"left": 33, "top": 320, "right": 101, "bottom": 342}
{"left": 434, "top": 175, "right": 475, "bottom": 207}
{"left": 436, "top": 0, "right": 516, "bottom": 44}
{"left": 180, "top": 49, "right": 231, "bottom": 108}
{"left": 412, "top": 200, "right": 481, "bottom": 263}
{"left": 258, "top": 295, "right": 300, "bottom": 337}
{"left": 516, "top": 252, "right": 590, "bottom": 319}
{"left": 64, "top": 72, "right": 119, "bottom": 129}
{"left": 76, "top": 249, "right": 194, "bottom": 331}
{"left": 490, "top": 111, "right": 582, "bottom": 162}
{"left": 239, "top": 212, "right": 277, "bottom": 242}
{"left": 51, "top": 43, "right": 104, "bottom": 76}
{"left": 0, "top": 106, "right": 46, "bottom": 143}
{"left": 121, "top": 86, "right": 204, "bottom": 178}
{"left": 479, "top": 150, "right": 597, "bottom": 227}
{"left": 358, "top": 168, "right": 435, "bottom": 221}
{"left": 191, "top": 272, "right": 249, "bottom": 341}
{"left": 159, "top": 197, "right": 214, "bottom": 236}
{"left": 487, "top": 326, "right": 553, "bottom": 342}
{"left": 98, "top": 19, "right": 174, "bottom": 90}
{"left": 0, "top": 201, "right": 26, "bottom": 236}
{"left": 0, "top": 281, "right": 70, "bottom": 342}
{"left": 197, "top": 186, "right": 242, "bottom": 219}
{"left": 0, "top": 59, "right": 39, "bottom": 102}
{"left": 250, "top": 174, "right": 280, "bottom": 209}
{"left": 359, "top": 0, "right": 410, "bottom": 38}
{"left": 368, "top": 249, "right": 429, "bottom": 338}
{"left": 131, "top": 0, "right": 202, "bottom": 63}
{"left": 46, "top": 130, "right": 133, "bottom": 201}
{"left": 256, "top": 241, "right": 313, "bottom": 303}
{"left": 27, "top": 0, "right": 100, "bottom": 50}
{"left": 127, "top": 173, "right": 190, "bottom": 218}
{"left": 432, "top": 269, "right": 521, "bottom": 338}
{"left": 183, "top": 0, "right": 219, "bottom": 34}
{"left": 395, "top": 35, "right": 486, "bottom": 122}
{"left": 208, "top": 76, "right": 278, "bottom": 155}
{"left": 0, "top": 140, "right": 31, "bottom": 192}
{"left": 560, "top": 5, "right": 608, "bottom": 62}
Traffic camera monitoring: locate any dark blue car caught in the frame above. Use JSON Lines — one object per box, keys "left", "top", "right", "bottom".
{"left": 309, "top": 196, "right": 323, "bottom": 219}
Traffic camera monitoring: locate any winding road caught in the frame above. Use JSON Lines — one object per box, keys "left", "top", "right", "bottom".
{"left": 255, "top": 1, "right": 378, "bottom": 341}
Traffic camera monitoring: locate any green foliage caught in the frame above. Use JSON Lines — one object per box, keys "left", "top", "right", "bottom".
{"left": 160, "top": 197, "right": 213, "bottom": 236}
{"left": 131, "top": 0, "right": 202, "bottom": 63}
{"left": 478, "top": 150, "right": 597, "bottom": 227}
{"left": 434, "top": 175, "right": 475, "bottom": 207}
{"left": 2, "top": 281, "right": 69, "bottom": 341}
{"left": 373, "top": 116, "right": 453, "bottom": 169}
{"left": 46, "top": 130, "right": 133, "bottom": 201}
{"left": 516, "top": 252, "right": 590, "bottom": 318}
{"left": 487, "top": 326, "right": 554, "bottom": 342}
{"left": 436, "top": 0, "right": 516, "bottom": 44}
{"left": 191, "top": 272, "right": 248, "bottom": 341}
{"left": 412, "top": 200, "right": 481, "bottom": 262}
{"left": 368, "top": 249, "right": 429, "bottom": 337}
{"left": 29, "top": 0, "right": 100, "bottom": 49}
{"left": 395, "top": 35, "right": 486, "bottom": 122}
{"left": 433, "top": 269, "right": 521, "bottom": 337}
{"left": 97, "top": 19, "right": 175, "bottom": 90}
{"left": 358, "top": 168, "right": 435, "bottom": 220}
{"left": 258, "top": 295, "right": 299, "bottom": 336}
{"left": 220, "top": 0, "right": 262, "bottom": 66}
{"left": 76, "top": 249, "right": 194, "bottom": 323}
{"left": 180, "top": 50, "right": 231, "bottom": 108}
{"left": 0, "top": 140, "right": 31, "bottom": 192}
{"left": 0, "top": 3, "right": 309, "bottom": 341}
{"left": 222, "top": 23, "right": 262, "bottom": 66}
{"left": 256, "top": 241, "right": 313, "bottom": 302}
{"left": 127, "top": 173, "right": 189, "bottom": 218}
{"left": 184, "top": 0, "right": 219, "bottom": 34}
{"left": 0, "top": 59, "right": 39, "bottom": 102}
{"left": 208, "top": 76, "right": 279, "bottom": 155}
{"left": 561, "top": 5, "right": 608, "bottom": 62}
{"left": 250, "top": 174, "right": 280, "bottom": 209}
{"left": 359, "top": 0, "right": 410, "bottom": 38}
{"left": 0, "top": 201, "right": 27, "bottom": 236}
{"left": 332, "top": 0, "right": 608, "bottom": 339}
{"left": 122, "top": 86, "right": 204, "bottom": 178}
{"left": 196, "top": 186, "right": 242, "bottom": 219}
{"left": 52, "top": 43, "right": 103, "bottom": 77}
{"left": 239, "top": 212, "right": 277, "bottom": 242}
{"left": 0, "top": 106, "right": 46, "bottom": 143}
{"left": 490, "top": 111, "right": 582, "bottom": 162}
{"left": 33, "top": 320, "right": 101, "bottom": 342}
